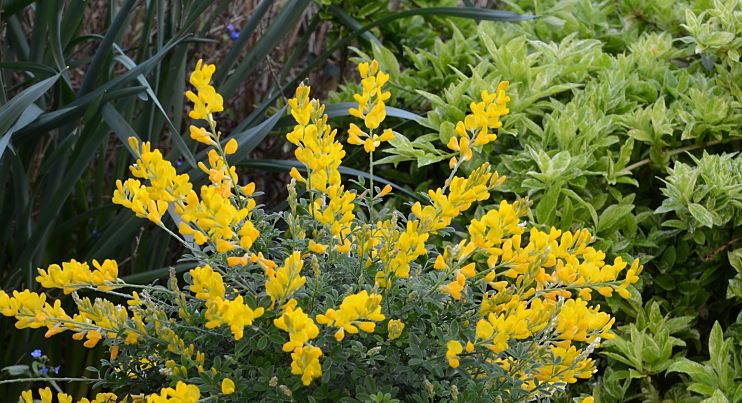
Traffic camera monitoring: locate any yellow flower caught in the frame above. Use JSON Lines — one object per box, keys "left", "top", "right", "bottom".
{"left": 221, "top": 378, "right": 236, "bottom": 394}
{"left": 347, "top": 60, "right": 394, "bottom": 153}
{"left": 204, "top": 295, "right": 264, "bottom": 340}
{"left": 39, "top": 387, "right": 52, "bottom": 403}
{"left": 465, "top": 341, "right": 475, "bottom": 353}
{"left": 265, "top": 252, "right": 306, "bottom": 306}
{"left": 290, "top": 345, "right": 323, "bottom": 386}
{"left": 555, "top": 298, "right": 615, "bottom": 343}
{"left": 273, "top": 300, "right": 319, "bottom": 352}
{"left": 582, "top": 397, "right": 594, "bottom": 403}
{"left": 20, "top": 390, "right": 33, "bottom": 403}
{"left": 446, "top": 340, "right": 463, "bottom": 368}
{"left": 113, "top": 138, "right": 194, "bottom": 225}
{"left": 146, "top": 381, "right": 201, "bottom": 402}
{"left": 308, "top": 240, "right": 328, "bottom": 254}
{"left": 189, "top": 125, "right": 215, "bottom": 146}
{"left": 189, "top": 265, "right": 226, "bottom": 301}
{"left": 377, "top": 184, "right": 393, "bottom": 198}
{"left": 387, "top": 319, "right": 405, "bottom": 340}
{"left": 36, "top": 259, "right": 119, "bottom": 294}
{"left": 186, "top": 60, "right": 223, "bottom": 120}
{"left": 441, "top": 273, "right": 466, "bottom": 300}
{"left": 348, "top": 60, "right": 391, "bottom": 131}
{"left": 224, "top": 138, "right": 238, "bottom": 155}
{"left": 316, "top": 291, "right": 385, "bottom": 339}
{"left": 446, "top": 82, "right": 510, "bottom": 166}
{"left": 57, "top": 393, "right": 73, "bottom": 403}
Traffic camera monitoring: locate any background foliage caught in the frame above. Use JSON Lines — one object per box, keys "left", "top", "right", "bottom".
{"left": 1, "top": 0, "right": 741, "bottom": 400}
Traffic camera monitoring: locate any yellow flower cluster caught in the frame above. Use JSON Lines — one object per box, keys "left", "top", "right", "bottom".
{"left": 112, "top": 138, "right": 192, "bottom": 225}
{"left": 265, "top": 251, "right": 306, "bottom": 307}
{"left": 375, "top": 163, "right": 504, "bottom": 286}
{"left": 36, "top": 258, "right": 119, "bottom": 294}
{"left": 145, "top": 381, "right": 201, "bottom": 403}
{"left": 446, "top": 82, "right": 510, "bottom": 166}
{"left": 273, "top": 299, "right": 323, "bottom": 385}
{"left": 188, "top": 265, "right": 264, "bottom": 340}
{"left": 438, "top": 196, "right": 642, "bottom": 392}
{"left": 21, "top": 388, "right": 117, "bottom": 403}
{"left": 274, "top": 299, "right": 320, "bottom": 352}
{"left": 498, "top": 345, "right": 597, "bottom": 391}
{"left": 286, "top": 84, "right": 356, "bottom": 250}
{"left": 113, "top": 60, "right": 261, "bottom": 258}
{"left": 316, "top": 290, "right": 385, "bottom": 341}
{"left": 0, "top": 273, "right": 142, "bottom": 348}
{"left": 347, "top": 60, "right": 394, "bottom": 152}
{"left": 186, "top": 59, "right": 223, "bottom": 120}
{"left": 291, "top": 345, "right": 323, "bottom": 386}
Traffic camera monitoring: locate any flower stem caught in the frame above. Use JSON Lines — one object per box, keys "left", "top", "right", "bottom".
{"left": 0, "top": 377, "right": 98, "bottom": 385}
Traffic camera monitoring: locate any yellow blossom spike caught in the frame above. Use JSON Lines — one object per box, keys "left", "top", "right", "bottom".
{"left": 265, "top": 252, "right": 306, "bottom": 306}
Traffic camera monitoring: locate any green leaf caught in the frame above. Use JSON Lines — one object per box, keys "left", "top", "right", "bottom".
{"left": 0, "top": 72, "right": 60, "bottom": 142}
{"left": 100, "top": 103, "right": 141, "bottom": 157}
{"left": 0, "top": 103, "right": 43, "bottom": 162}
{"left": 535, "top": 186, "right": 560, "bottom": 225}
{"left": 728, "top": 249, "right": 742, "bottom": 273}
{"left": 323, "top": 103, "right": 422, "bottom": 123}
{"left": 668, "top": 358, "right": 717, "bottom": 387}
{"left": 688, "top": 203, "right": 716, "bottom": 228}
{"left": 214, "top": 0, "right": 274, "bottom": 84}
{"left": 598, "top": 204, "right": 635, "bottom": 233}
{"left": 76, "top": 0, "right": 136, "bottom": 96}
{"left": 561, "top": 188, "right": 599, "bottom": 229}
{"left": 2, "top": 364, "right": 30, "bottom": 376}
{"left": 111, "top": 48, "right": 196, "bottom": 168}
{"left": 121, "top": 263, "right": 192, "bottom": 284}
{"left": 328, "top": 5, "right": 380, "bottom": 45}
{"left": 701, "top": 389, "right": 730, "bottom": 403}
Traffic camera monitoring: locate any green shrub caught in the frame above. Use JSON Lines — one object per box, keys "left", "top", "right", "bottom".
{"left": 330, "top": 0, "right": 742, "bottom": 400}
{"left": 0, "top": 59, "right": 644, "bottom": 402}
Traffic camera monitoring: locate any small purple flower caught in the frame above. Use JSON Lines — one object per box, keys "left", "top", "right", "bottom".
{"left": 227, "top": 23, "right": 240, "bottom": 41}
{"left": 31, "top": 349, "right": 42, "bottom": 358}
{"left": 53, "top": 365, "right": 61, "bottom": 374}
{"left": 175, "top": 160, "right": 183, "bottom": 168}
{"left": 40, "top": 366, "right": 49, "bottom": 375}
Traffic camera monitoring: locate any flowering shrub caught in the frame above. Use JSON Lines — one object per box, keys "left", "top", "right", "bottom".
{"left": 0, "top": 60, "right": 642, "bottom": 402}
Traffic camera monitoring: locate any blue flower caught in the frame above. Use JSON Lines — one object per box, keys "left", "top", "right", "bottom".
{"left": 53, "top": 365, "right": 61, "bottom": 374}
{"left": 227, "top": 23, "right": 240, "bottom": 41}
{"left": 40, "top": 365, "right": 49, "bottom": 375}
{"left": 31, "top": 349, "right": 42, "bottom": 358}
